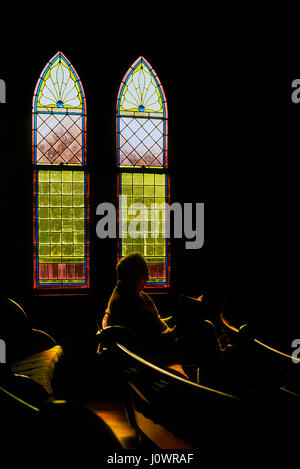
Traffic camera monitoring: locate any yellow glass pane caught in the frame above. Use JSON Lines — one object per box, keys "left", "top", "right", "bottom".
{"left": 62, "top": 171, "right": 73, "bottom": 182}
{"left": 73, "top": 171, "right": 84, "bottom": 182}
{"left": 39, "top": 208, "right": 49, "bottom": 218}
{"left": 51, "top": 233, "right": 61, "bottom": 243}
{"left": 144, "top": 186, "right": 154, "bottom": 197}
{"left": 50, "top": 207, "right": 61, "bottom": 218}
{"left": 50, "top": 182, "right": 61, "bottom": 194}
{"left": 50, "top": 220, "right": 62, "bottom": 231}
{"left": 122, "top": 173, "right": 132, "bottom": 184}
{"left": 74, "top": 232, "right": 85, "bottom": 244}
{"left": 74, "top": 219, "right": 84, "bottom": 231}
{"left": 62, "top": 245, "right": 74, "bottom": 256}
{"left": 50, "top": 195, "right": 61, "bottom": 207}
{"left": 39, "top": 232, "right": 50, "bottom": 244}
{"left": 74, "top": 208, "right": 84, "bottom": 218}
{"left": 155, "top": 174, "right": 165, "bottom": 185}
{"left": 39, "top": 244, "right": 50, "bottom": 256}
{"left": 74, "top": 245, "right": 85, "bottom": 256}
{"left": 62, "top": 232, "right": 73, "bottom": 244}
{"left": 51, "top": 244, "right": 61, "bottom": 256}
{"left": 62, "top": 195, "right": 72, "bottom": 206}
{"left": 39, "top": 220, "right": 50, "bottom": 232}
{"left": 73, "top": 182, "right": 84, "bottom": 194}
{"left": 62, "top": 220, "right": 73, "bottom": 232}
{"left": 155, "top": 186, "right": 165, "bottom": 197}
{"left": 62, "top": 207, "right": 73, "bottom": 218}
{"left": 39, "top": 182, "right": 49, "bottom": 194}
{"left": 62, "top": 183, "right": 72, "bottom": 194}
{"left": 39, "top": 171, "right": 49, "bottom": 182}
{"left": 39, "top": 195, "right": 49, "bottom": 207}
{"left": 144, "top": 174, "right": 154, "bottom": 185}
{"left": 50, "top": 171, "right": 62, "bottom": 182}
{"left": 133, "top": 173, "right": 143, "bottom": 184}
{"left": 73, "top": 195, "right": 84, "bottom": 207}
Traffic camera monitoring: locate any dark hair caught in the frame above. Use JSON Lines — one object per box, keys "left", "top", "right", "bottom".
{"left": 116, "top": 253, "right": 149, "bottom": 284}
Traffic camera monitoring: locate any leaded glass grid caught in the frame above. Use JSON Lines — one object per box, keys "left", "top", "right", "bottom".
{"left": 117, "top": 57, "right": 170, "bottom": 288}
{"left": 33, "top": 52, "right": 89, "bottom": 289}
{"left": 119, "top": 171, "right": 169, "bottom": 284}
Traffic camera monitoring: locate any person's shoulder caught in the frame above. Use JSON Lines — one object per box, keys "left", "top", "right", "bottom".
{"left": 139, "top": 291, "right": 153, "bottom": 303}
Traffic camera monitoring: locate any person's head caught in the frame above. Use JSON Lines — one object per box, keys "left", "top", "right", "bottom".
{"left": 116, "top": 253, "right": 149, "bottom": 292}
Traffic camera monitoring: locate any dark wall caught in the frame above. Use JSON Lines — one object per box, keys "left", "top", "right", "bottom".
{"left": 0, "top": 17, "right": 297, "bottom": 345}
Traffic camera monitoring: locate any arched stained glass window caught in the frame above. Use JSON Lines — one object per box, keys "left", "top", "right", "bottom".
{"left": 33, "top": 52, "right": 89, "bottom": 289}
{"left": 116, "top": 57, "right": 170, "bottom": 287}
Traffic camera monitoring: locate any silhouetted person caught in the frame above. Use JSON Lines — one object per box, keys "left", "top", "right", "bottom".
{"left": 103, "top": 253, "right": 176, "bottom": 364}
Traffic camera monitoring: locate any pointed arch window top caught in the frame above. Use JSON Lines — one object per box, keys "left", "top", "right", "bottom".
{"left": 34, "top": 52, "right": 85, "bottom": 112}
{"left": 118, "top": 57, "right": 167, "bottom": 117}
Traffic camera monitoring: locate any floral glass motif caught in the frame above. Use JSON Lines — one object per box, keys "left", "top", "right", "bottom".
{"left": 117, "top": 57, "right": 169, "bottom": 287}
{"left": 33, "top": 52, "right": 86, "bottom": 166}
{"left": 33, "top": 52, "right": 89, "bottom": 288}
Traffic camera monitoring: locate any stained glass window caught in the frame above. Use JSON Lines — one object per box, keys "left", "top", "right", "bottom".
{"left": 116, "top": 57, "right": 170, "bottom": 287}
{"left": 33, "top": 52, "right": 89, "bottom": 288}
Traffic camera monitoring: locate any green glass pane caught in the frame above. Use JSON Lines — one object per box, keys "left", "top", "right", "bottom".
{"left": 50, "top": 207, "right": 61, "bottom": 218}
{"left": 62, "top": 171, "right": 73, "bottom": 182}
{"left": 39, "top": 171, "right": 49, "bottom": 182}
{"left": 62, "top": 183, "right": 72, "bottom": 194}
{"left": 39, "top": 195, "right": 49, "bottom": 207}
{"left": 39, "top": 182, "right": 49, "bottom": 194}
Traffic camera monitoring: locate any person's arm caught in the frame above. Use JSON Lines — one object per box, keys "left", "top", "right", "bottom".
{"left": 143, "top": 293, "right": 176, "bottom": 335}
